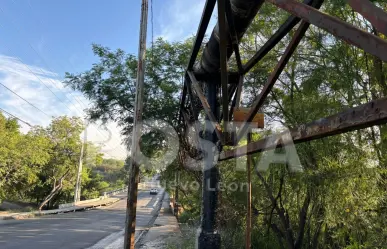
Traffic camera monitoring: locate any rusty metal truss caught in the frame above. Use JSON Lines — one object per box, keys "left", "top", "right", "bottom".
{"left": 178, "top": 0, "right": 387, "bottom": 158}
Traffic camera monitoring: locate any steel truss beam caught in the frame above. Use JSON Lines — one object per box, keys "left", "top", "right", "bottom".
{"left": 347, "top": 0, "right": 387, "bottom": 37}
{"left": 243, "top": 0, "right": 321, "bottom": 73}
{"left": 220, "top": 98, "right": 387, "bottom": 160}
{"left": 179, "top": 0, "right": 216, "bottom": 123}
{"left": 218, "top": 0, "right": 229, "bottom": 132}
{"left": 236, "top": 20, "right": 313, "bottom": 142}
{"left": 187, "top": 71, "right": 223, "bottom": 142}
{"left": 266, "top": 0, "right": 387, "bottom": 62}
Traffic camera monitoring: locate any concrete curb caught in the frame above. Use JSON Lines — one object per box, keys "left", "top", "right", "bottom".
{"left": 137, "top": 192, "right": 182, "bottom": 249}
{"left": 0, "top": 197, "right": 121, "bottom": 221}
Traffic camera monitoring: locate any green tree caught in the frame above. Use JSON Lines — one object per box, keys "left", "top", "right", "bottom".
{"left": 0, "top": 114, "right": 51, "bottom": 203}
{"left": 35, "top": 116, "right": 83, "bottom": 210}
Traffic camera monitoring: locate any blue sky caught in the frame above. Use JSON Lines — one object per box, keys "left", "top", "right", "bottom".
{"left": 0, "top": 0, "right": 213, "bottom": 159}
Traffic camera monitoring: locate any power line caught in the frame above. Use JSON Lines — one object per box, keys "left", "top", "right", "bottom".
{"left": 0, "top": 107, "right": 32, "bottom": 127}
{"left": 0, "top": 81, "right": 51, "bottom": 118}
{"left": 0, "top": 7, "right": 86, "bottom": 116}
{"left": 1, "top": 4, "right": 128, "bottom": 157}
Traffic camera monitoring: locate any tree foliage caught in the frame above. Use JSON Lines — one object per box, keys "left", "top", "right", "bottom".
{"left": 62, "top": 3, "right": 387, "bottom": 248}
{"left": 0, "top": 114, "right": 125, "bottom": 210}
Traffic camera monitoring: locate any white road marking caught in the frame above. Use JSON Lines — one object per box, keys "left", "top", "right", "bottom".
{"left": 85, "top": 188, "right": 164, "bottom": 249}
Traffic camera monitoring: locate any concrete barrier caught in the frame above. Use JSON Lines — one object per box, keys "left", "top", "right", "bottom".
{"left": 0, "top": 197, "right": 121, "bottom": 221}
{"left": 59, "top": 187, "right": 127, "bottom": 209}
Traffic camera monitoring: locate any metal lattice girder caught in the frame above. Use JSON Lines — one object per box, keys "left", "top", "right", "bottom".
{"left": 220, "top": 83, "right": 238, "bottom": 121}
{"left": 347, "top": 0, "right": 387, "bottom": 37}
{"left": 188, "top": 0, "right": 217, "bottom": 69}
{"left": 187, "top": 71, "right": 223, "bottom": 142}
{"left": 266, "top": 0, "right": 387, "bottom": 62}
{"left": 220, "top": 97, "right": 387, "bottom": 160}
{"left": 179, "top": 0, "right": 216, "bottom": 123}
{"left": 243, "top": 0, "right": 323, "bottom": 73}
{"left": 218, "top": 0, "right": 230, "bottom": 131}
{"left": 236, "top": 20, "right": 312, "bottom": 143}
{"left": 225, "top": 0, "right": 243, "bottom": 73}
{"left": 229, "top": 75, "right": 244, "bottom": 120}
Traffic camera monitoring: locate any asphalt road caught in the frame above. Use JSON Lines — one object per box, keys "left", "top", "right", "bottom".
{"left": 0, "top": 189, "right": 161, "bottom": 249}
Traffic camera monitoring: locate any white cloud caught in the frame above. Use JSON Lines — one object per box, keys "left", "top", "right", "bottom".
{"left": 158, "top": 0, "right": 217, "bottom": 41}
{"left": 0, "top": 55, "right": 128, "bottom": 160}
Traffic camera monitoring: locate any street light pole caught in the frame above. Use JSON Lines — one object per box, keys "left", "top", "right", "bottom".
{"left": 124, "top": 0, "right": 148, "bottom": 248}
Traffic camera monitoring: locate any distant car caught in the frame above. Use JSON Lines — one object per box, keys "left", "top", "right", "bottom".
{"left": 150, "top": 188, "right": 158, "bottom": 195}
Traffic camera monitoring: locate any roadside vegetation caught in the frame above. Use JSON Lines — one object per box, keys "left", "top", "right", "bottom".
{"left": 0, "top": 114, "right": 126, "bottom": 211}
{"left": 1, "top": 1, "right": 386, "bottom": 248}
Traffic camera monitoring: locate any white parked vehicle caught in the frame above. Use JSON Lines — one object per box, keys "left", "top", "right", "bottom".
{"left": 150, "top": 188, "right": 158, "bottom": 195}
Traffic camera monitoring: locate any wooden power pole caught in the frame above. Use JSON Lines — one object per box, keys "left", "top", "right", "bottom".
{"left": 124, "top": 0, "right": 148, "bottom": 248}
{"left": 246, "top": 132, "right": 252, "bottom": 249}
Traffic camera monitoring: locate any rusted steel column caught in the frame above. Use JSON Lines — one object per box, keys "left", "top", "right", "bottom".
{"left": 347, "top": 0, "right": 387, "bottom": 37}
{"left": 124, "top": 0, "right": 148, "bottom": 248}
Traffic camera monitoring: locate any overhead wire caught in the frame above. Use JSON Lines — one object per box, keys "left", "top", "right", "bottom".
{"left": 19, "top": 3, "right": 127, "bottom": 156}
{"left": 0, "top": 81, "right": 121, "bottom": 158}
{"left": 0, "top": 106, "right": 32, "bottom": 127}
{"left": 0, "top": 5, "right": 128, "bottom": 158}
{"left": 0, "top": 81, "right": 51, "bottom": 118}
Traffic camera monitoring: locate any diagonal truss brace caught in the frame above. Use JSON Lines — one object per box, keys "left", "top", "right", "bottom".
{"left": 187, "top": 70, "right": 223, "bottom": 143}
{"left": 266, "top": 0, "right": 387, "bottom": 62}
{"left": 347, "top": 0, "right": 387, "bottom": 37}
{"left": 236, "top": 20, "right": 312, "bottom": 143}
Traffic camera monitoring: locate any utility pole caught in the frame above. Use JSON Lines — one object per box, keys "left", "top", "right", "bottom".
{"left": 74, "top": 122, "right": 87, "bottom": 203}
{"left": 198, "top": 80, "right": 221, "bottom": 249}
{"left": 174, "top": 170, "right": 179, "bottom": 216}
{"left": 124, "top": 0, "right": 148, "bottom": 248}
{"left": 246, "top": 132, "right": 252, "bottom": 249}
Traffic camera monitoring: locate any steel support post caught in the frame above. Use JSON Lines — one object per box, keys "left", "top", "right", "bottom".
{"left": 198, "top": 81, "right": 221, "bottom": 249}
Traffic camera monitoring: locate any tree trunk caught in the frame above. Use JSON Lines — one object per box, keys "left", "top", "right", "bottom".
{"left": 38, "top": 171, "right": 69, "bottom": 211}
